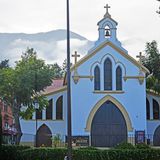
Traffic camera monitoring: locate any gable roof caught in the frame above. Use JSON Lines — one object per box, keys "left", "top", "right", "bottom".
{"left": 43, "top": 79, "right": 67, "bottom": 96}
{"left": 71, "top": 40, "right": 149, "bottom": 73}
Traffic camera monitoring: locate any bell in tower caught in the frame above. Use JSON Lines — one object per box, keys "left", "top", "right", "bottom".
{"left": 105, "top": 27, "right": 111, "bottom": 38}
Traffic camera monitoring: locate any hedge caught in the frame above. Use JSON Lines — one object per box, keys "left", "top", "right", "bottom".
{"left": 0, "top": 145, "right": 31, "bottom": 160}
{"left": 73, "top": 149, "right": 160, "bottom": 160}
{"left": 19, "top": 148, "right": 67, "bottom": 160}
{"left": 20, "top": 148, "right": 160, "bottom": 160}
{"left": 1, "top": 145, "right": 160, "bottom": 160}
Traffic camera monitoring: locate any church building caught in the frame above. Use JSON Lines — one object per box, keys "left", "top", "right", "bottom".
{"left": 20, "top": 4, "right": 160, "bottom": 147}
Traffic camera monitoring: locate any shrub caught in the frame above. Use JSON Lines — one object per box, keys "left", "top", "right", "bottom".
{"left": 20, "top": 148, "right": 67, "bottom": 160}
{"left": 52, "top": 134, "right": 62, "bottom": 148}
{"left": 77, "top": 146, "right": 98, "bottom": 150}
{"left": 2, "top": 145, "right": 160, "bottom": 160}
{"left": 73, "top": 149, "right": 160, "bottom": 160}
{"left": 114, "top": 142, "right": 135, "bottom": 149}
{"left": 0, "top": 145, "right": 31, "bottom": 160}
{"left": 20, "top": 148, "right": 160, "bottom": 160}
{"left": 135, "top": 143, "right": 151, "bottom": 149}
{"left": 0, "top": 113, "right": 2, "bottom": 147}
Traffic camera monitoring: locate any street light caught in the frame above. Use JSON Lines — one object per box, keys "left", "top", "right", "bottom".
{"left": 34, "top": 98, "right": 39, "bottom": 147}
{"left": 66, "top": 0, "right": 72, "bottom": 160}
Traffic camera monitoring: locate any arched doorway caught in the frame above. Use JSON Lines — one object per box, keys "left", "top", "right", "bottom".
{"left": 153, "top": 125, "right": 160, "bottom": 146}
{"left": 37, "top": 124, "right": 52, "bottom": 147}
{"left": 91, "top": 101, "right": 127, "bottom": 147}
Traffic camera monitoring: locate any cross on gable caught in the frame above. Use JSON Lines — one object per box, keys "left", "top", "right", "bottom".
{"left": 72, "top": 51, "right": 80, "bottom": 64}
{"left": 136, "top": 52, "right": 145, "bottom": 64}
{"left": 104, "top": 4, "right": 111, "bottom": 15}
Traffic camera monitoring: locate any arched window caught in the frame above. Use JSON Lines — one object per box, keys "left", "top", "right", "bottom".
{"left": 116, "top": 66, "right": 122, "bottom": 90}
{"left": 153, "top": 99, "right": 159, "bottom": 120}
{"left": 56, "top": 96, "right": 63, "bottom": 120}
{"left": 36, "top": 110, "right": 42, "bottom": 120}
{"left": 46, "top": 99, "right": 53, "bottom": 120}
{"left": 146, "top": 98, "right": 150, "bottom": 120}
{"left": 104, "top": 58, "right": 112, "bottom": 90}
{"left": 94, "top": 66, "right": 100, "bottom": 90}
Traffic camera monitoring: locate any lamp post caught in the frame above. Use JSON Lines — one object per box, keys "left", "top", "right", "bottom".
{"left": 66, "top": 0, "right": 72, "bottom": 160}
{"left": 34, "top": 98, "right": 39, "bottom": 147}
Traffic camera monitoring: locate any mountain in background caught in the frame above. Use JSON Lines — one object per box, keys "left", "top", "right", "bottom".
{"left": 0, "top": 29, "right": 94, "bottom": 66}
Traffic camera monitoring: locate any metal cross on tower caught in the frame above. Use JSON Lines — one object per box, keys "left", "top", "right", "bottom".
{"left": 104, "top": 4, "right": 111, "bottom": 14}
{"left": 136, "top": 52, "right": 145, "bottom": 64}
{"left": 72, "top": 51, "right": 80, "bottom": 64}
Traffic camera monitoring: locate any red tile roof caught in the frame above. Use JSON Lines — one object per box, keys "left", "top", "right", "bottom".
{"left": 43, "top": 79, "right": 65, "bottom": 95}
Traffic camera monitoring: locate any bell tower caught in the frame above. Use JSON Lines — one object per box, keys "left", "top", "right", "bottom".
{"left": 96, "top": 4, "right": 119, "bottom": 45}
{"left": 89, "top": 4, "right": 128, "bottom": 54}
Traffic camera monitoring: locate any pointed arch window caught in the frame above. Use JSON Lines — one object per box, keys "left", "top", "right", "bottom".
{"left": 153, "top": 99, "right": 159, "bottom": 120}
{"left": 146, "top": 98, "right": 150, "bottom": 120}
{"left": 56, "top": 96, "right": 63, "bottom": 120}
{"left": 46, "top": 99, "right": 53, "bottom": 120}
{"left": 36, "top": 110, "right": 42, "bottom": 120}
{"left": 104, "top": 58, "right": 112, "bottom": 90}
{"left": 94, "top": 66, "right": 100, "bottom": 90}
{"left": 116, "top": 66, "right": 122, "bottom": 90}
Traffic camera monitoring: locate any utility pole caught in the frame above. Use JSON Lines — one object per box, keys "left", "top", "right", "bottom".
{"left": 66, "top": 0, "right": 72, "bottom": 160}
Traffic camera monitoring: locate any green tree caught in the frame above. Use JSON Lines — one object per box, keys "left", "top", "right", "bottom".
{"left": 52, "top": 63, "right": 63, "bottom": 78}
{"left": 143, "top": 41, "right": 160, "bottom": 79}
{"left": 0, "top": 48, "right": 56, "bottom": 143}
{"left": 143, "top": 41, "right": 160, "bottom": 93}
{"left": 0, "top": 59, "right": 9, "bottom": 146}
{"left": 157, "top": 0, "right": 160, "bottom": 14}
{"left": 61, "top": 59, "right": 72, "bottom": 77}
{"left": 0, "top": 59, "right": 9, "bottom": 69}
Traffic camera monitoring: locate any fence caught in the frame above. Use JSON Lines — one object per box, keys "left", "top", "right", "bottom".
{"left": 2, "top": 133, "right": 160, "bottom": 147}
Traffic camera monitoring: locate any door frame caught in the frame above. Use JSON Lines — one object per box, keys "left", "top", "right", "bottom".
{"left": 85, "top": 95, "right": 133, "bottom": 132}
{"left": 36, "top": 124, "right": 52, "bottom": 147}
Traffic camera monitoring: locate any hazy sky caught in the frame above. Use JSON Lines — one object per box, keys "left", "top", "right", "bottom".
{"left": 0, "top": 0, "right": 160, "bottom": 59}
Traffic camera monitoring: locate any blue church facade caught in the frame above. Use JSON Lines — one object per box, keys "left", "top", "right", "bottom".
{"left": 20, "top": 5, "right": 160, "bottom": 147}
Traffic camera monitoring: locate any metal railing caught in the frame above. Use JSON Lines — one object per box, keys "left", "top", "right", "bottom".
{"left": 2, "top": 133, "right": 160, "bottom": 147}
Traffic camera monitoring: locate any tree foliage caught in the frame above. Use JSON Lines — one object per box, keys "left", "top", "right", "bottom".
{"left": 0, "top": 48, "right": 60, "bottom": 141}
{"left": 143, "top": 41, "right": 160, "bottom": 94}
{"left": 0, "top": 59, "right": 9, "bottom": 69}
{"left": 157, "top": 0, "right": 160, "bottom": 14}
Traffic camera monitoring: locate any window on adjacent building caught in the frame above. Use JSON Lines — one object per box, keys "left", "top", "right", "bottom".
{"left": 4, "top": 122, "right": 9, "bottom": 129}
{"left": 146, "top": 98, "right": 150, "bottom": 120}
{"left": 153, "top": 99, "right": 159, "bottom": 120}
{"left": 104, "top": 58, "right": 112, "bottom": 90}
{"left": 4, "top": 103, "right": 8, "bottom": 112}
{"left": 56, "top": 96, "right": 63, "bottom": 120}
{"left": 46, "top": 99, "right": 53, "bottom": 120}
{"left": 94, "top": 66, "right": 100, "bottom": 90}
{"left": 116, "top": 66, "right": 122, "bottom": 90}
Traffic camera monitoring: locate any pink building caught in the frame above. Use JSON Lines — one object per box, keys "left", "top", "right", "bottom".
{"left": 0, "top": 99, "right": 17, "bottom": 144}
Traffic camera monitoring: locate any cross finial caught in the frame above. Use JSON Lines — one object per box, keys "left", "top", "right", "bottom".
{"left": 104, "top": 4, "right": 110, "bottom": 14}
{"left": 104, "top": 4, "right": 111, "bottom": 18}
{"left": 136, "top": 52, "right": 145, "bottom": 64}
{"left": 72, "top": 51, "right": 80, "bottom": 64}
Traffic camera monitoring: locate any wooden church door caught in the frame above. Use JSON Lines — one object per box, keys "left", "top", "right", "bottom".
{"left": 37, "top": 124, "right": 52, "bottom": 147}
{"left": 91, "top": 101, "right": 127, "bottom": 147}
